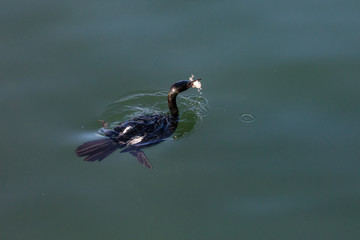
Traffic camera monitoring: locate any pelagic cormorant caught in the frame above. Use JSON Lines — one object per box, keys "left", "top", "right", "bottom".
{"left": 75, "top": 75, "right": 202, "bottom": 168}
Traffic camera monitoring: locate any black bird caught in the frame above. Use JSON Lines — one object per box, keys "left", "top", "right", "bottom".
{"left": 75, "top": 76, "right": 202, "bottom": 168}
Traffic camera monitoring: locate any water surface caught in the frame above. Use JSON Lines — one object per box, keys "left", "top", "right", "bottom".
{"left": 1, "top": 0, "right": 360, "bottom": 239}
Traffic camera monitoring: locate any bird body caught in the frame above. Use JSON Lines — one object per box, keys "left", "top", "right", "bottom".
{"left": 75, "top": 76, "right": 202, "bottom": 168}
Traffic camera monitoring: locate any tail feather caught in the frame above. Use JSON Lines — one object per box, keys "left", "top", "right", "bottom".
{"left": 75, "top": 138, "right": 119, "bottom": 162}
{"left": 76, "top": 139, "right": 113, "bottom": 156}
{"left": 129, "top": 150, "right": 152, "bottom": 169}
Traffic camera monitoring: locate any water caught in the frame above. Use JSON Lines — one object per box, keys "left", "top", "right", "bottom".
{"left": 1, "top": 0, "right": 360, "bottom": 239}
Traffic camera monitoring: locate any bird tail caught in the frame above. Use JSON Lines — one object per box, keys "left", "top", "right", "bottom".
{"left": 75, "top": 138, "right": 119, "bottom": 162}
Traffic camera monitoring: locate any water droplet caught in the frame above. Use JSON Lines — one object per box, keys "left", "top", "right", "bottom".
{"left": 240, "top": 113, "right": 255, "bottom": 123}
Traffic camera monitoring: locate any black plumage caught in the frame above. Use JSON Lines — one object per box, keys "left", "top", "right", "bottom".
{"left": 75, "top": 77, "right": 201, "bottom": 168}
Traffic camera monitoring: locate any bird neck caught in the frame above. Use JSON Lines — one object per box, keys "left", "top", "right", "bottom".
{"left": 168, "top": 92, "right": 179, "bottom": 118}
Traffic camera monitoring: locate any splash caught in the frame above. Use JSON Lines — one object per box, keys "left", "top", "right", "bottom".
{"left": 189, "top": 74, "right": 203, "bottom": 94}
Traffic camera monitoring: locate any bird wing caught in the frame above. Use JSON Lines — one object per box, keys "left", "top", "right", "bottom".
{"left": 117, "top": 115, "right": 172, "bottom": 146}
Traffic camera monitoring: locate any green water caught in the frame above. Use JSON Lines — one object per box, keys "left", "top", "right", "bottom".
{"left": 1, "top": 0, "right": 360, "bottom": 239}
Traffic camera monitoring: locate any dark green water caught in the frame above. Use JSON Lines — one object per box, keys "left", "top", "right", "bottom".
{"left": 1, "top": 0, "right": 360, "bottom": 239}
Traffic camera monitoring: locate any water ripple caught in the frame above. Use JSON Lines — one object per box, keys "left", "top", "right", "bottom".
{"left": 100, "top": 90, "right": 208, "bottom": 139}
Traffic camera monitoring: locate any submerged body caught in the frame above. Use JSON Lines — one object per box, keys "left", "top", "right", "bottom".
{"left": 75, "top": 75, "right": 201, "bottom": 168}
